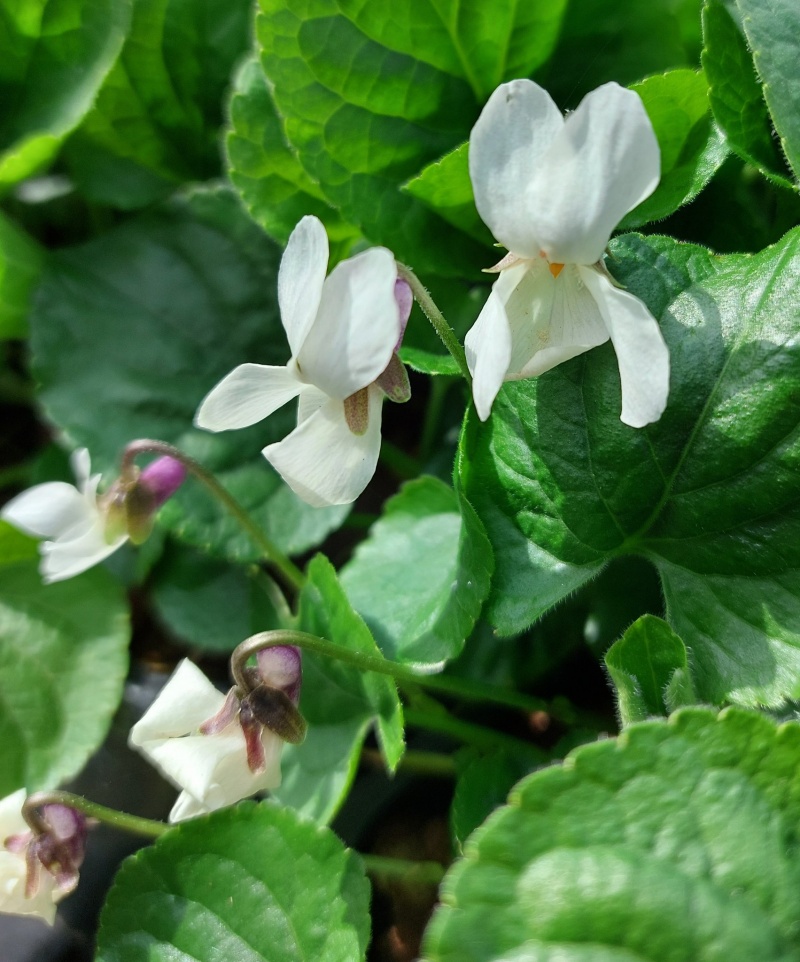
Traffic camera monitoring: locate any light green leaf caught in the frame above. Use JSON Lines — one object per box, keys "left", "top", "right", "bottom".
{"left": 702, "top": 0, "right": 794, "bottom": 189}
{"left": 341, "top": 476, "right": 492, "bottom": 669}
{"left": 0, "top": 212, "right": 43, "bottom": 339}
{"left": 273, "top": 555, "right": 404, "bottom": 823}
{"left": 30, "top": 187, "right": 349, "bottom": 563}
{"left": 96, "top": 802, "right": 371, "bottom": 962}
{"left": 424, "top": 709, "right": 800, "bottom": 962}
{"left": 0, "top": 0, "right": 132, "bottom": 188}
{"left": 605, "top": 615, "right": 696, "bottom": 725}
{"left": 737, "top": 0, "right": 800, "bottom": 182}
{"left": 226, "top": 57, "right": 359, "bottom": 257}
{"left": 459, "top": 229, "right": 800, "bottom": 707}
{"left": 0, "top": 529, "right": 129, "bottom": 796}
{"left": 400, "top": 346, "right": 461, "bottom": 377}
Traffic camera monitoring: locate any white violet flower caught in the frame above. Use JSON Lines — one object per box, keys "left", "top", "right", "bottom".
{"left": 195, "top": 214, "right": 411, "bottom": 507}
{"left": 1, "top": 790, "right": 88, "bottom": 924}
{"left": 129, "top": 647, "right": 304, "bottom": 822}
{"left": 1, "top": 449, "right": 185, "bottom": 583}
{"left": 465, "top": 79, "right": 670, "bottom": 427}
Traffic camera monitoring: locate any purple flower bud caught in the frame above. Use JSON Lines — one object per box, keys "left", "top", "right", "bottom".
{"left": 138, "top": 456, "right": 187, "bottom": 507}
{"left": 394, "top": 277, "right": 413, "bottom": 352}
{"left": 257, "top": 645, "right": 302, "bottom": 705}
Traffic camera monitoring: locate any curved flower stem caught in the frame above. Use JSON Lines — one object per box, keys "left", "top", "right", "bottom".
{"left": 23, "top": 792, "right": 168, "bottom": 839}
{"left": 403, "top": 708, "right": 537, "bottom": 753}
{"left": 360, "top": 854, "right": 445, "bottom": 885}
{"left": 396, "top": 263, "right": 472, "bottom": 383}
{"left": 121, "top": 439, "right": 305, "bottom": 592}
{"left": 360, "top": 747, "right": 457, "bottom": 778}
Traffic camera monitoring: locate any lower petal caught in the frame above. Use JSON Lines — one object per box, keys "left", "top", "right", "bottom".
{"left": 263, "top": 387, "right": 383, "bottom": 506}
{"left": 39, "top": 524, "right": 127, "bottom": 584}
{"left": 465, "top": 290, "right": 512, "bottom": 421}
{"left": 580, "top": 265, "right": 670, "bottom": 427}
{"left": 195, "top": 363, "right": 302, "bottom": 431}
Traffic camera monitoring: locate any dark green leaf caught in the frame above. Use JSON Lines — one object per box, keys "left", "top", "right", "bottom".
{"left": 425, "top": 709, "right": 800, "bottom": 962}
{"left": 0, "top": 212, "right": 42, "bottom": 339}
{"left": 96, "top": 802, "right": 371, "bottom": 962}
{"left": 605, "top": 615, "right": 696, "bottom": 725}
{"left": 0, "top": 525, "right": 129, "bottom": 796}
{"left": 341, "top": 476, "right": 492, "bottom": 669}
{"left": 30, "top": 187, "right": 349, "bottom": 563}
{"left": 274, "top": 555, "right": 404, "bottom": 823}
{"left": 0, "top": 0, "right": 131, "bottom": 188}
{"left": 460, "top": 229, "right": 800, "bottom": 707}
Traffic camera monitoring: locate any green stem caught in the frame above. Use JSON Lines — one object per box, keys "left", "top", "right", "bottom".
{"left": 403, "top": 708, "right": 537, "bottom": 753}
{"left": 397, "top": 264, "right": 471, "bottom": 383}
{"left": 122, "top": 439, "right": 305, "bottom": 592}
{"left": 360, "top": 854, "right": 445, "bottom": 886}
{"left": 23, "top": 792, "right": 167, "bottom": 839}
{"left": 250, "top": 567, "right": 294, "bottom": 629}
{"left": 361, "top": 747, "right": 457, "bottom": 778}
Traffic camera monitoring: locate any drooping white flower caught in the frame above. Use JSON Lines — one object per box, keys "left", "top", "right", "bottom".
{"left": 129, "top": 648, "right": 303, "bottom": 822}
{"left": 465, "top": 79, "right": 669, "bottom": 427}
{"left": 1, "top": 450, "right": 186, "bottom": 583}
{"left": 195, "top": 215, "right": 409, "bottom": 507}
{"left": 0, "top": 790, "right": 88, "bottom": 924}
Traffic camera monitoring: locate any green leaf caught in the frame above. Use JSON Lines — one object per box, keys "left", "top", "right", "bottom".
{"left": 226, "top": 57, "right": 359, "bottom": 257}
{"left": 737, "top": 0, "right": 800, "bottom": 183}
{"left": 0, "top": 212, "right": 43, "bottom": 339}
{"left": 65, "top": 0, "right": 251, "bottom": 207}
{"left": 605, "top": 615, "right": 696, "bottom": 725}
{"left": 273, "top": 555, "right": 404, "bottom": 823}
{"left": 96, "top": 802, "right": 371, "bottom": 962}
{"left": 30, "top": 187, "right": 349, "bottom": 563}
{"left": 400, "top": 346, "right": 461, "bottom": 377}
{"left": 340, "top": 477, "right": 492, "bottom": 669}
{"left": 424, "top": 709, "right": 800, "bottom": 962}
{"left": 0, "top": 0, "right": 132, "bottom": 188}
{"left": 0, "top": 534, "right": 129, "bottom": 796}
{"left": 620, "top": 70, "right": 728, "bottom": 229}
{"left": 459, "top": 229, "right": 800, "bottom": 707}
{"left": 150, "top": 542, "right": 279, "bottom": 653}
{"left": 702, "top": 0, "right": 794, "bottom": 189}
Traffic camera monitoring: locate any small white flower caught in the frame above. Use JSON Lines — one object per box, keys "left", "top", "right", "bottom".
{"left": 129, "top": 653, "right": 303, "bottom": 822}
{"left": 195, "top": 215, "right": 403, "bottom": 507}
{"left": 466, "top": 79, "right": 669, "bottom": 427}
{"left": 1, "top": 449, "right": 127, "bottom": 584}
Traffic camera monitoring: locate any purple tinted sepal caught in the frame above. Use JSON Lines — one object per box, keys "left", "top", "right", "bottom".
{"left": 394, "top": 277, "right": 413, "bottom": 352}
{"left": 6, "top": 804, "right": 89, "bottom": 900}
{"left": 257, "top": 645, "right": 302, "bottom": 705}
{"left": 139, "top": 456, "right": 187, "bottom": 507}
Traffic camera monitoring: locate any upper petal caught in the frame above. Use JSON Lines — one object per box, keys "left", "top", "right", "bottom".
{"left": 195, "top": 363, "right": 303, "bottom": 431}
{"left": 1, "top": 482, "right": 92, "bottom": 540}
{"left": 469, "top": 79, "right": 564, "bottom": 258}
{"left": 465, "top": 288, "right": 513, "bottom": 421}
{"left": 579, "top": 266, "right": 670, "bottom": 427}
{"left": 529, "top": 82, "right": 660, "bottom": 264}
{"left": 263, "top": 387, "right": 383, "bottom": 506}
{"left": 296, "top": 247, "right": 400, "bottom": 400}
{"left": 278, "top": 215, "right": 329, "bottom": 356}
{"left": 129, "top": 659, "right": 225, "bottom": 746}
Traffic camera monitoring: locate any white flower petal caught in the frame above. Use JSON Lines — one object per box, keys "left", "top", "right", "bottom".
{"left": 465, "top": 290, "right": 512, "bottom": 422}
{"left": 580, "top": 266, "right": 670, "bottom": 427}
{"left": 530, "top": 82, "right": 660, "bottom": 265}
{"left": 469, "top": 79, "right": 563, "bottom": 258}
{"left": 130, "top": 659, "right": 225, "bottom": 746}
{"left": 195, "top": 363, "right": 303, "bottom": 431}
{"left": 0, "top": 791, "right": 59, "bottom": 924}
{"left": 297, "top": 385, "right": 328, "bottom": 425}
{"left": 0, "top": 789, "right": 27, "bottom": 838}
{"left": 264, "top": 387, "right": 383, "bottom": 506}
{"left": 278, "top": 215, "right": 329, "bottom": 356}
{"left": 39, "top": 524, "right": 126, "bottom": 584}
{"left": 1, "top": 483, "right": 91, "bottom": 540}
{"left": 70, "top": 448, "right": 92, "bottom": 489}
{"left": 296, "top": 248, "right": 399, "bottom": 400}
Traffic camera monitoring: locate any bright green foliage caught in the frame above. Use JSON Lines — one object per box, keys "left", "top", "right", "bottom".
{"left": 273, "top": 556, "right": 404, "bottom": 823}
{"left": 0, "top": 0, "right": 131, "bottom": 188}
{"left": 341, "top": 477, "right": 492, "bottom": 669}
{"left": 0, "top": 524, "right": 129, "bottom": 796}
{"left": 460, "top": 229, "right": 800, "bottom": 707}
{"left": 29, "top": 187, "right": 349, "bottom": 563}
{"left": 400, "top": 346, "right": 461, "bottom": 377}
{"left": 150, "top": 542, "right": 279, "bottom": 653}
{"left": 226, "top": 57, "right": 361, "bottom": 258}
{"left": 702, "top": 0, "right": 794, "bottom": 189}
{"left": 605, "top": 615, "right": 696, "bottom": 725}
{"left": 737, "top": 0, "right": 800, "bottom": 183}
{"left": 425, "top": 709, "right": 800, "bottom": 962}
{"left": 96, "top": 802, "right": 371, "bottom": 962}
{"left": 0, "top": 212, "right": 42, "bottom": 338}
{"left": 65, "top": 0, "right": 251, "bottom": 207}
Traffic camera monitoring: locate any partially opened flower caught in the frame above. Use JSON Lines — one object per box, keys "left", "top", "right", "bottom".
{"left": 466, "top": 79, "right": 669, "bottom": 427}
{"left": 129, "top": 647, "right": 304, "bottom": 822}
{"left": 1, "top": 449, "right": 185, "bottom": 583}
{"left": 195, "top": 215, "right": 411, "bottom": 507}
{"left": 1, "top": 790, "right": 88, "bottom": 924}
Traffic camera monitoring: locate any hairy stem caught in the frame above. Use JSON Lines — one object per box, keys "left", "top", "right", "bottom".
{"left": 360, "top": 854, "right": 445, "bottom": 885}
{"left": 23, "top": 792, "right": 168, "bottom": 839}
